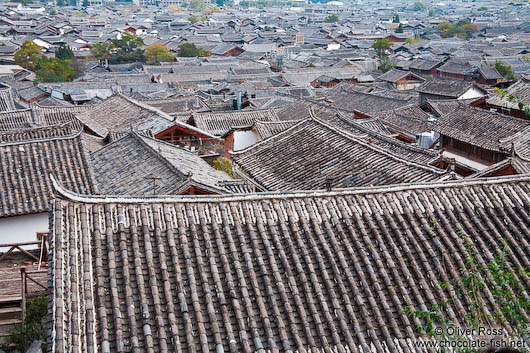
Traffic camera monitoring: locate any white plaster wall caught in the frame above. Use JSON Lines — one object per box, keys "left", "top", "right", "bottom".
{"left": 327, "top": 42, "right": 341, "bottom": 51}
{"left": 0, "top": 213, "right": 48, "bottom": 252}
{"left": 458, "top": 87, "right": 485, "bottom": 100}
{"left": 233, "top": 130, "right": 259, "bottom": 151}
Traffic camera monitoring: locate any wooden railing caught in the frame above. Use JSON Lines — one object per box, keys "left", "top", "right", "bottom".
{"left": 20, "top": 268, "right": 48, "bottom": 319}
{"left": 0, "top": 234, "right": 49, "bottom": 265}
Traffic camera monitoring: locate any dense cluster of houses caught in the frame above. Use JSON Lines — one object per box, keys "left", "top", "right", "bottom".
{"left": 0, "top": 0, "right": 530, "bottom": 352}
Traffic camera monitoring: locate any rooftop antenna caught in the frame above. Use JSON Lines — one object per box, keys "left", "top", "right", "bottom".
{"left": 325, "top": 178, "right": 333, "bottom": 192}
{"left": 146, "top": 176, "right": 162, "bottom": 194}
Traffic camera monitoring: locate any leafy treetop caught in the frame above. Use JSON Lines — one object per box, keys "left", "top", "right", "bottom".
{"left": 14, "top": 40, "right": 42, "bottom": 71}
{"left": 324, "top": 14, "right": 339, "bottom": 23}
{"left": 145, "top": 44, "right": 175, "bottom": 65}
{"left": 177, "top": 43, "right": 211, "bottom": 57}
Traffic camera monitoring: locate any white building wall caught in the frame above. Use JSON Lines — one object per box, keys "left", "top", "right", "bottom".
{"left": 458, "top": 87, "right": 485, "bottom": 100}
{"left": 0, "top": 213, "right": 48, "bottom": 252}
{"left": 233, "top": 130, "right": 259, "bottom": 151}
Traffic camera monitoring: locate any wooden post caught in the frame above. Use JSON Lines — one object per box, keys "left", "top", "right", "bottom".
{"left": 21, "top": 267, "right": 26, "bottom": 320}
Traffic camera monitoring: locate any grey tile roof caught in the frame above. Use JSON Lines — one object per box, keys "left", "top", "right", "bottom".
{"left": 49, "top": 174, "right": 530, "bottom": 353}
{"left": 90, "top": 131, "right": 234, "bottom": 195}
{"left": 375, "top": 104, "right": 434, "bottom": 139}
{"left": 418, "top": 78, "right": 483, "bottom": 98}
{"left": 0, "top": 126, "right": 97, "bottom": 218}
{"left": 189, "top": 109, "right": 280, "bottom": 136}
{"left": 325, "top": 85, "right": 413, "bottom": 115}
{"left": 433, "top": 103, "right": 530, "bottom": 152}
{"left": 233, "top": 118, "right": 447, "bottom": 191}
{"left": 487, "top": 77, "right": 530, "bottom": 110}
{"left": 75, "top": 94, "right": 213, "bottom": 139}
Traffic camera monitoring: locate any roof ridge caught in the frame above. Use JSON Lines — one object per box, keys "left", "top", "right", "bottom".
{"left": 131, "top": 130, "right": 189, "bottom": 180}
{"left": 0, "top": 124, "right": 83, "bottom": 147}
{"left": 308, "top": 117, "right": 447, "bottom": 175}
{"left": 333, "top": 109, "right": 438, "bottom": 156}
{"left": 50, "top": 172, "right": 530, "bottom": 204}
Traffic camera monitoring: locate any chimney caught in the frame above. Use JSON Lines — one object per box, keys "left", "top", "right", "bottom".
{"left": 236, "top": 91, "right": 242, "bottom": 110}
{"left": 227, "top": 70, "right": 231, "bottom": 83}
{"left": 325, "top": 178, "right": 333, "bottom": 192}
{"left": 448, "top": 158, "right": 456, "bottom": 173}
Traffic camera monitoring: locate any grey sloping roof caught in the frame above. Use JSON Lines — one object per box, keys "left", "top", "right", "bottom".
{"left": 436, "top": 60, "right": 477, "bottom": 75}
{"left": 432, "top": 104, "right": 530, "bottom": 152}
{"left": 377, "top": 69, "right": 424, "bottom": 83}
{"left": 252, "top": 119, "right": 301, "bottom": 139}
{"left": 190, "top": 109, "right": 280, "bottom": 136}
{"left": 50, "top": 173, "right": 530, "bottom": 353}
{"left": 467, "top": 156, "right": 530, "bottom": 178}
{"left": 0, "top": 105, "right": 89, "bottom": 131}
{"left": 90, "top": 132, "right": 234, "bottom": 195}
{"left": 479, "top": 66, "right": 503, "bottom": 80}
{"left": 375, "top": 104, "right": 434, "bottom": 138}
{"left": 0, "top": 119, "right": 82, "bottom": 143}
{"left": 0, "top": 126, "right": 97, "bottom": 218}
{"left": 408, "top": 58, "right": 443, "bottom": 71}
{"left": 0, "top": 109, "right": 34, "bottom": 130}
{"left": 424, "top": 98, "right": 479, "bottom": 117}
{"left": 487, "top": 77, "right": 530, "bottom": 110}
{"left": 75, "top": 94, "right": 213, "bottom": 139}
{"left": 17, "top": 85, "right": 47, "bottom": 101}
{"left": 233, "top": 119, "right": 446, "bottom": 191}
{"left": 139, "top": 96, "right": 210, "bottom": 115}
{"left": 308, "top": 103, "right": 439, "bottom": 164}
{"left": 325, "top": 85, "right": 413, "bottom": 115}
{"left": 275, "top": 99, "right": 312, "bottom": 120}
{"left": 0, "top": 83, "right": 16, "bottom": 112}
{"left": 418, "top": 78, "right": 483, "bottom": 98}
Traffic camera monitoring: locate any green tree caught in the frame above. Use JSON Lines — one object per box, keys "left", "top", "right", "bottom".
{"left": 405, "top": 37, "right": 422, "bottom": 44}
{"left": 55, "top": 45, "right": 74, "bottom": 60}
{"left": 188, "top": 15, "right": 206, "bottom": 23}
{"left": 111, "top": 34, "right": 144, "bottom": 62}
{"left": 35, "top": 56, "right": 77, "bottom": 83}
{"left": 494, "top": 60, "right": 516, "bottom": 81}
{"left": 412, "top": 1, "right": 425, "bottom": 11}
{"left": 82, "top": 0, "right": 89, "bottom": 6}
{"left": 402, "top": 238, "right": 530, "bottom": 352}
{"left": 324, "top": 14, "right": 339, "bottom": 23}
{"left": 177, "top": 43, "right": 210, "bottom": 57}
{"left": 0, "top": 297, "right": 47, "bottom": 353}
{"left": 372, "top": 38, "right": 393, "bottom": 73}
{"left": 190, "top": 0, "right": 206, "bottom": 11}
{"left": 428, "top": 8, "right": 435, "bottom": 16}
{"left": 392, "top": 14, "right": 400, "bottom": 23}
{"left": 395, "top": 23, "right": 403, "bottom": 33}
{"left": 57, "top": 0, "right": 64, "bottom": 6}
{"left": 145, "top": 44, "right": 175, "bottom": 64}
{"left": 14, "top": 40, "right": 42, "bottom": 71}
{"left": 437, "top": 19, "right": 478, "bottom": 39}
{"left": 213, "top": 157, "right": 239, "bottom": 178}
{"left": 372, "top": 38, "right": 391, "bottom": 58}
{"left": 92, "top": 41, "right": 112, "bottom": 61}
{"left": 92, "top": 34, "right": 145, "bottom": 63}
